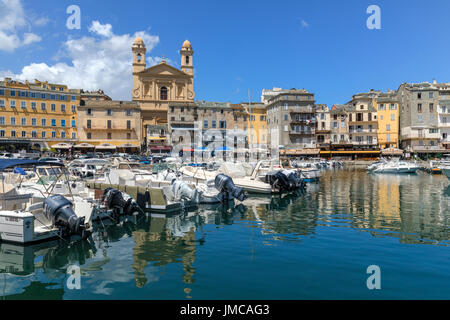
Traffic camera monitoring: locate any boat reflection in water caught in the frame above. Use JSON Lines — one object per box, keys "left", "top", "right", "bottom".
{"left": 0, "top": 238, "right": 97, "bottom": 299}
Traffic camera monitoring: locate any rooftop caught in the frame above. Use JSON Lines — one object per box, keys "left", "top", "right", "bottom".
{"left": 81, "top": 100, "right": 139, "bottom": 109}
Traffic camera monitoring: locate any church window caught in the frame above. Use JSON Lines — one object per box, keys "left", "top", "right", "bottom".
{"left": 186, "top": 56, "right": 189, "bottom": 64}
{"left": 160, "top": 87, "right": 168, "bottom": 100}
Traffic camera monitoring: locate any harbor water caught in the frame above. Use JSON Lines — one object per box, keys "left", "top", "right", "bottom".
{"left": 1, "top": 168, "right": 449, "bottom": 300}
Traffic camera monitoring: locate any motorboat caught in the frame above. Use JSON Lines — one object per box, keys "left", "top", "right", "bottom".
{"left": 0, "top": 159, "right": 92, "bottom": 244}
{"left": 180, "top": 162, "right": 272, "bottom": 194}
{"left": 372, "top": 160, "right": 421, "bottom": 174}
{"left": 295, "top": 164, "right": 320, "bottom": 182}
{"left": 68, "top": 158, "right": 110, "bottom": 178}
{"left": 179, "top": 161, "right": 305, "bottom": 194}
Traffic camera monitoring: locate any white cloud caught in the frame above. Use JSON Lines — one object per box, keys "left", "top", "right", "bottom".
{"left": 0, "top": 0, "right": 26, "bottom": 32}
{"left": 1, "top": 21, "right": 160, "bottom": 100}
{"left": 89, "top": 21, "right": 113, "bottom": 38}
{"left": 0, "top": 0, "right": 42, "bottom": 51}
{"left": 33, "top": 17, "right": 50, "bottom": 27}
{"left": 147, "top": 56, "right": 175, "bottom": 67}
{"left": 23, "top": 32, "right": 41, "bottom": 45}
{"left": 300, "top": 19, "right": 309, "bottom": 28}
{"left": 0, "top": 32, "right": 21, "bottom": 52}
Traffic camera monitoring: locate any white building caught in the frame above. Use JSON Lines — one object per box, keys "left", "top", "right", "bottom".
{"left": 438, "top": 98, "right": 450, "bottom": 150}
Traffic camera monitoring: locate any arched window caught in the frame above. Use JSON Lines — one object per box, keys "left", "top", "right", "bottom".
{"left": 186, "top": 56, "right": 190, "bottom": 65}
{"left": 160, "top": 87, "right": 168, "bottom": 100}
{"left": 137, "top": 54, "right": 141, "bottom": 62}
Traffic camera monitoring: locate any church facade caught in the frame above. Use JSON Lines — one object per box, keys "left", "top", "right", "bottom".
{"left": 132, "top": 38, "right": 195, "bottom": 148}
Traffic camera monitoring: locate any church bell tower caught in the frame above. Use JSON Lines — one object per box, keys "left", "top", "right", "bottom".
{"left": 132, "top": 37, "right": 146, "bottom": 73}
{"left": 180, "top": 40, "right": 193, "bottom": 76}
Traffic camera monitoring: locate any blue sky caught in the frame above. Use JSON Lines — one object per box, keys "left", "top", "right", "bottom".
{"left": 1, "top": 0, "right": 450, "bottom": 106}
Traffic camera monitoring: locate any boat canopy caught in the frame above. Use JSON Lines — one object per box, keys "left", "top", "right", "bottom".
{"left": 0, "top": 159, "right": 65, "bottom": 171}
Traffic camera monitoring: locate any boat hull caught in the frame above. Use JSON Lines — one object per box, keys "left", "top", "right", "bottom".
{"left": 374, "top": 167, "right": 419, "bottom": 174}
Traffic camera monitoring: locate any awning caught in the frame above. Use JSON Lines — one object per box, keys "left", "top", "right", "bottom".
{"left": 51, "top": 143, "right": 73, "bottom": 149}
{"left": 381, "top": 148, "right": 404, "bottom": 156}
{"left": 296, "top": 149, "right": 320, "bottom": 155}
{"left": 321, "top": 150, "right": 381, "bottom": 154}
{"left": 95, "top": 143, "right": 117, "bottom": 150}
{"left": 147, "top": 136, "right": 167, "bottom": 140}
{"left": 182, "top": 148, "right": 194, "bottom": 152}
{"left": 413, "top": 147, "right": 447, "bottom": 153}
{"left": 150, "top": 146, "right": 172, "bottom": 151}
{"left": 74, "top": 143, "right": 94, "bottom": 148}
{"left": 118, "top": 143, "right": 140, "bottom": 148}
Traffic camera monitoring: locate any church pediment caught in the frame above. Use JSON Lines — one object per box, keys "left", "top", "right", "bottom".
{"left": 138, "top": 62, "right": 190, "bottom": 78}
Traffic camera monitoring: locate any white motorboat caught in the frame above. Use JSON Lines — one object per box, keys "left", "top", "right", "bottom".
{"left": 180, "top": 162, "right": 273, "bottom": 194}
{"left": 372, "top": 161, "right": 420, "bottom": 174}
{"left": 0, "top": 159, "right": 93, "bottom": 244}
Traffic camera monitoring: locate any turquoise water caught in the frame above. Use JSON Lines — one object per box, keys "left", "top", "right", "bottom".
{"left": 1, "top": 168, "right": 449, "bottom": 300}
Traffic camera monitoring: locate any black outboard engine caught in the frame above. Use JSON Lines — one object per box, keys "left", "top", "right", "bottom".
{"left": 265, "top": 170, "right": 305, "bottom": 192}
{"left": 43, "top": 195, "right": 88, "bottom": 238}
{"left": 282, "top": 170, "right": 306, "bottom": 190}
{"left": 102, "top": 188, "right": 141, "bottom": 216}
{"left": 214, "top": 174, "right": 247, "bottom": 202}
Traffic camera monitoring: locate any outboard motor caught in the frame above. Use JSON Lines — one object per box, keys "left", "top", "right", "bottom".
{"left": 102, "top": 188, "right": 141, "bottom": 216}
{"left": 282, "top": 170, "right": 306, "bottom": 190}
{"left": 265, "top": 170, "right": 305, "bottom": 192}
{"left": 171, "top": 180, "right": 198, "bottom": 203}
{"left": 265, "top": 171, "right": 289, "bottom": 192}
{"left": 43, "top": 195, "right": 88, "bottom": 238}
{"left": 214, "top": 174, "right": 247, "bottom": 202}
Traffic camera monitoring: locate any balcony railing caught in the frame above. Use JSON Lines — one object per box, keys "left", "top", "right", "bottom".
{"left": 290, "top": 118, "right": 316, "bottom": 124}
{"left": 351, "top": 141, "right": 378, "bottom": 145}
{"left": 289, "top": 108, "right": 314, "bottom": 114}
{"left": 289, "top": 129, "right": 315, "bottom": 135}
{"left": 84, "top": 126, "right": 134, "bottom": 131}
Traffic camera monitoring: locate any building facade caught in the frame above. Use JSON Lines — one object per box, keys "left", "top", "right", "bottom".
{"left": 244, "top": 103, "right": 267, "bottom": 150}
{"left": 398, "top": 82, "right": 441, "bottom": 152}
{"left": 77, "top": 100, "right": 142, "bottom": 152}
{"left": 373, "top": 90, "right": 399, "bottom": 149}
{"left": 315, "top": 104, "right": 331, "bottom": 150}
{"left": 266, "top": 89, "right": 316, "bottom": 151}
{"left": 330, "top": 104, "right": 351, "bottom": 150}
{"left": 261, "top": 87, "right": 285, "bottom": 105}
{"left": 347, "top": 93, "right": 378, "bottom": 150}
{"left": 132, "top": 38, "right": 195, "bottom": 150}
{"left": 438, "top": 85, "right": 450, "bottom": 150}
{"left": 0, "top": 78, "right": 80, "bottom": 151}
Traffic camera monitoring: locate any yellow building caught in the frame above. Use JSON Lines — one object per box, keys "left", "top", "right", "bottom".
{"left": 244, "top": 103, "right": 267, "bottom": 149}
{"left": 0, "top": 78, "right": 80, "bottom": 151}
{"left": 76, "top": 100, "right": 142, "bottom": 153}
{"left": 374, "top": 91, "right": 399, "bottom": 149}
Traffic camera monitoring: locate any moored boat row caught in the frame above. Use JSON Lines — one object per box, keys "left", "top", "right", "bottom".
{"left": 0, "top": 158, "right": 317, "bottom": 245}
